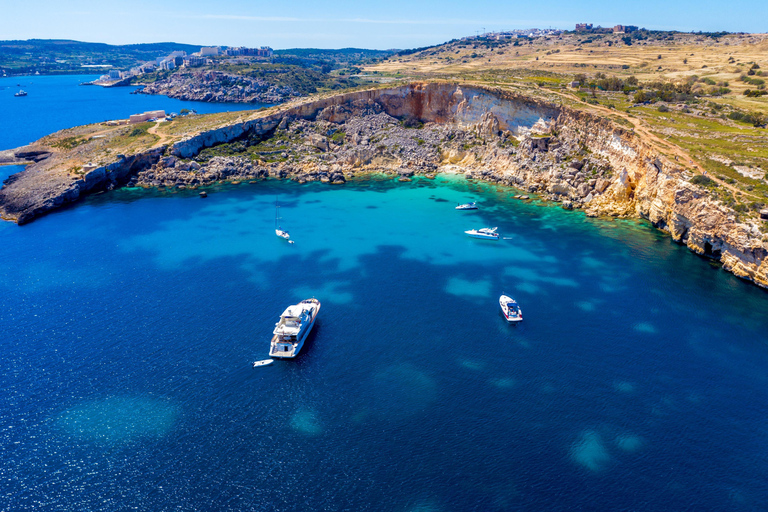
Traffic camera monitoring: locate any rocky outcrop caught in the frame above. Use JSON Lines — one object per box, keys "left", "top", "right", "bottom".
{"left": 0, "top": 148, "right": 166, "bottom": 225}
{"left": 1, "top": 81, "right": 766, "bottom": 289}
{"left": 0, "top": 146, "right": 51, "bottom": 165}
{"left": 135, "top": 71, "right": 301, "bottom": 104}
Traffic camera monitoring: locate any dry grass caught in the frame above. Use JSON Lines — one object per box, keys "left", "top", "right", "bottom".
{"left": 366, "top": 32, "right": 768, "bottom": 114}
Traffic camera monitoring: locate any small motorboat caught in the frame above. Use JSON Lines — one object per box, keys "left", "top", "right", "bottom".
{"left": 456, "top": 202, "right": 478, "bottom": 210}
{"left": 499, "top": 294, "right": 523, "bottom": 322}
{"left": 253, "top": 359, "right": 274, "bottom": 367}
{"left": 465, "top": 227, "right": 499, "bottom": 240}
{"left": 14, "top": 89, "right": 27, "bottom": 97}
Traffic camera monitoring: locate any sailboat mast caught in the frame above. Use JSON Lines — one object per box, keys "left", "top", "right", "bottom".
{"left": 275, "top": 196, "right": 281, "bottom": 230}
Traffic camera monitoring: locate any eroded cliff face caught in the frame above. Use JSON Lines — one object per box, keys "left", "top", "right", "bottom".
{"left": 2, "top": 82, "right": 766, "bottom": 288}
{"left": 550, "top": 110, "right": 768, "bottom": 288}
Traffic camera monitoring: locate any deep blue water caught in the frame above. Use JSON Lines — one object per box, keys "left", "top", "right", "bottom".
{"left": 1, "top": 82, "right": 768, "bottom": 511}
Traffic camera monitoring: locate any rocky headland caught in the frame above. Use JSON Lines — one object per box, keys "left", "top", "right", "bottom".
{"left": 1, "top": 82, "right": 767, "bottom": 288}
{"left": 134, "top": 71, "right": 302, "bottom": 104}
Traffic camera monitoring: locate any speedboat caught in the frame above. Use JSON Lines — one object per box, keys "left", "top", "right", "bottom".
{"left": 252, "top": 359, "right": 274, "bottom": 367}
{"left": 499, "top": 294, "right": 523, "bottom": 322}
{"left": 14, "top": 89, "right": 27, "bottom": 97}
{"left": 455, "top": 202, "right": 477, "bottom": 210}
{"left": 465, "top": 227, "right": 499, "bottom": 240}
{"left": 269, "top": 298, "right": 321, "bottom": 358}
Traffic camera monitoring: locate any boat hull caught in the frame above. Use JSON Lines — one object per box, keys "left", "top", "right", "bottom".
{"left": 465, "top": 231, "right": 499, "bottom": 240}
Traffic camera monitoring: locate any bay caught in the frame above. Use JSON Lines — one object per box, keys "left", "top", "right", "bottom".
{"left": 1, "top": 79, "right": 768, "bottom": 511}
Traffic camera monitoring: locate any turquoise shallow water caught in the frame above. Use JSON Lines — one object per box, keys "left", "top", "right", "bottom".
{"left": 1, "top": 174, "right": 768, "bottom": 510}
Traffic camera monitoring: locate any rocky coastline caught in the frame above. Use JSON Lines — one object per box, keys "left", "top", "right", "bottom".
{"left": 134, "top": 71, "right": 302, "bottom": 104}
{"left": 1, "top": 82, "right": 767, "bottom": 288}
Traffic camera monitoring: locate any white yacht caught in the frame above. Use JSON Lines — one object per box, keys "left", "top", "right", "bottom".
{"left": 499, "top": 294, "right": 523, "bottom": 322}
{"left": 455, "top": 202, "right": 477, "bottom": 210}
{"left": 269, "top": 298, "right": 321, "bottom": 358}
{"left": 465, "top": 227, "right": 499, "bottom": 240}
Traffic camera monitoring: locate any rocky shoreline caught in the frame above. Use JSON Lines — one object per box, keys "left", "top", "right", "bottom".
{"left": 133, "top": 71, "right": 302, "bottom": 104}
{"left": 1, "top": 82, "right": 767, "bottom": 288}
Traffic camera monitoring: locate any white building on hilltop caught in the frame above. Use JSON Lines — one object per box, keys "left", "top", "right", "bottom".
{"left": 129, "top": 110, "right": 166, "bottom": 124}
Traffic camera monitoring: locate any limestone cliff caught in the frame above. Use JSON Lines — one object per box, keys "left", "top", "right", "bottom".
{"left": 1, "top": 82, "right": 766, "bottom": 288}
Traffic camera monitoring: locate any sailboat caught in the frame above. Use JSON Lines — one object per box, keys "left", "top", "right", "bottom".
{"left": 275, "top": 197, "right": 294, "bottom": 243}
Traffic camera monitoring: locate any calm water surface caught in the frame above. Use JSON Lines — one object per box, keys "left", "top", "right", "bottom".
{"left": 1, "top": 175, "right": 767, "bottom": 511}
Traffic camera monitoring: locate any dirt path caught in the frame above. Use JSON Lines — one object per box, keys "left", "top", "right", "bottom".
{"left": 147, "top": 121, "right": 173, "bottom": 148}
{"left": 550, "top": 89, "right": 755, "bottom": 200}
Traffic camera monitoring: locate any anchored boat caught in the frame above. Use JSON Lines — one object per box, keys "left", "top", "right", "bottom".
{"left": 455, "top": 202, "right": 477, "bottom": 210}
{"left": 275, "top": 197, "right": 293, "bottom": 243}
{"left": 269, "top": 298, "right": 321, "bottom": 358}
{"left": 465, "top": 227, "right": 499, "bottom": 240}
{"left": 499, "top": 294, "right": 523, "bottom": 322}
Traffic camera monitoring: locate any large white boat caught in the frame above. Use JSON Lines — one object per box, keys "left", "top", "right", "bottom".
{"left": 465, "top": 227, "right": 499, "bottom": 240}
{"left": 499, "top": 294, "right": 523, "bottom": 322}
{"left": 269, "top": 298, "right": 321, "bottom": 358}
{"left": 455, "top": 202, "right": 477, "bottom": 210}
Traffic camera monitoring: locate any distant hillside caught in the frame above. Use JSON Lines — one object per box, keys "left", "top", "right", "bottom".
{"left": 274, "top": 48, "right": 394, "bottom": 66}
{"left": 0, "top": 40, "right": 395, "bottom": 76}
{"left": 0, "top": 39, "right": 203, "bottom": 75}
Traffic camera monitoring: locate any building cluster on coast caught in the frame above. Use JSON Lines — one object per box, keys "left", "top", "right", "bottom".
{"left": 462, "top": 28, "right": 562, "bottom": 41}
{"left": 96, "top": 45, "right": 274, "bottom": 83}
{"left": 460, "top": 22, "right": 640, "bottom": 42}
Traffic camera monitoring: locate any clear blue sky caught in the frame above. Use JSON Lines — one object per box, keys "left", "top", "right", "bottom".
{"left": 4, "top": 0, "right": 766, "bottom": 49}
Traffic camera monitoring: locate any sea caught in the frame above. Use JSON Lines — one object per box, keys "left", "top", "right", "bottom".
{"left": 1, "top": 76, "right": 768, "bottom": 511}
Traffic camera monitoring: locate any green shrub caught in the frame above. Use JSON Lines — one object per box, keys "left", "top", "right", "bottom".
{"left": 691, "top": 174, "right": 716, "bottom": 187}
